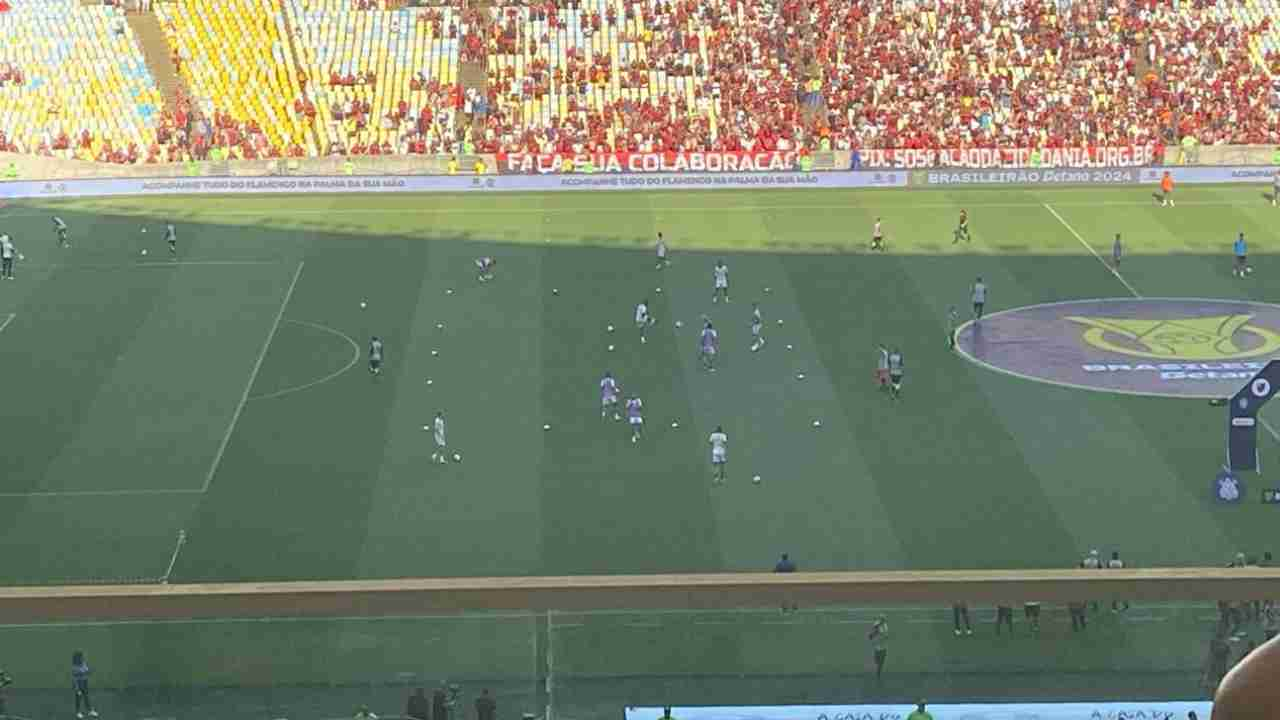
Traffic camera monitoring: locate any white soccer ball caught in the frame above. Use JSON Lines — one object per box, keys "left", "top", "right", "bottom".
{"left": 431, "top": 350, "right": 439, "bottom": 356}
{"left": 607, "top": 324, "right": 614, "bottom": 333}
{"left": 552, "top": 288, "right": 559, "bottom": 295}
{"left": 796, "top": 373, "right": 806, "bottom": 380}
{"left": 436, "top": 322, "right": 444, "bottom": 329}
{"left": 763, "top": 287, "right": 771, "bottom": 294}
{"left": 786, "top": 344, "right": 794, "bottom": 350}
{"left": 426, "top": 379, "right": 433, "bottom": 385}
{"left": 752, "top": 474, "right": 762, "bottom": 484}
{"left": 675, "top": 320, "right": 683, "bottom": 328}
{"left": 360, "top": 301, "right": 367, "bottom": 309}
{"left": 671, "top": 421, "right": 680, "bottom": 428}
{"left": 141, "top": 227, "right": 148, "bottom": 233}
{"left": 812, "top": 419, "right": 822, "bottom": 427}
{"left": 777, "top": 319, "right": 784, "bottom": 326}
{"left": 655, "top": 287, "right": 663, "bottom": 294}
{"left": 16, "top": 254, "right": 23, "bottom": 261}
{"left": 452, "top": 452, "right": 462, "bottom": 463}
{"left": 608, "top": 344, "right": 615, "bottom": 352}
{"left": 750, "top": 344, "right": 760, "bottom": 353}
{"left": 543, "top": 423, "right": 551, "bottom": 431}
{"left": 446, "top": 288, "right": 454, "bottom": 295}
{"left": 423, "top": 425, "right": 430, "bottom": 431}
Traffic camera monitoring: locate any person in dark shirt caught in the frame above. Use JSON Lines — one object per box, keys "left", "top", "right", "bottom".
{"left": 475, "top": 688, "right": 496, "bottom": 720}
{"left": 774, "top": 553, "right": 797, "bottom": 613}
{"left": 431, "top": 685, "right": 447, "bottom": 720}
{"left": 406, "top": 687, "right": 430, "bottom": 720}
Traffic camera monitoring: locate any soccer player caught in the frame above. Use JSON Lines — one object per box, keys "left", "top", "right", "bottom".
{"left": 635, "top": 297, "right": 655, "bottom": 343}
{"left": 1159, "top": 170, "right": 1174, "bottom": 207}
{"left": 0, "top": 233, "right": 15, "bottom": 280}
{"left": 749, "top": 303, "right": 764, "bottom": 351}
{"left": 1108, "top": 551, "right": 1130, "bottom": 612}
{"left": 995, "top": 603, "right": 1014, "bottom": 635}
{"left": 971, "top": 276, "right": 987, "bottom": 321}
{"left": 1024, "top": 600, "right": 1042, "bottom": 633}
{"left": 625, "top": 396, "right": 643, "bottom": 443}
{"left": 52, "top": 215, "right": 69, "bottom": 247}
{"left": 430, "top": 411, "right": 448, "bottom": 463}
{"left": 1112, "top": 233, "right": 1123, "bottom": 269}
{"left": 368, "top": 335, "right": 384, "bottom": 375}
{"left": 600, "top": 371, "right": 621, "bottom": 420}
{"left": 655, "top": 231, "right": 670, "bottom": 269}
{"left": 712, "top": 259, "right": 729, "bottom": 303}
{"left": 1233, "top": 232, "right": 1251, "bottom": 278}
{"left": 888, "top": 347, "right": 904, "bottom": 400}
{"left": 876, "top": 344, "right": 890, "bottom": 389}
{"left": 72, "top": 651, "right": 98, "bottom": 719}
{"left": 871, "top": 217, "right": 885, "bottom": 251}
{"left": 868, "top": 615, "right": 889, "bottom": 682}
{"left": 709, "top": 425, "right": 728, "bottom": 485}
{"left": 165, "top": 221, "right": 177, "bottom": 256}
{"left": 952, "top": 603, "right": 973, "bottom": 636}
{"left": 475, "top": 256, "right": 496, "bottom": 282}
{"left": 699, "top": 320, "right": 719, "bottom": 371}
{"left": 947, "top": 307, "right": 959, "bottom": 351}
{"left": 953, "top": 209, "right": 970, "bottom": 244}
{"left": 1082, "top": 549, "right": 1101, "bottom": 612}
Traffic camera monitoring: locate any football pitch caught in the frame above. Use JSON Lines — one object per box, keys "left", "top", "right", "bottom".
{"left": 1, "top": 183, "right": 1277, "bottom": 712}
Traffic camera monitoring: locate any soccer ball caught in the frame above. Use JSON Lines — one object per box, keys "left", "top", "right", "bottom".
{"left": 608, "top": 344, "right": 615, "bottom": 352}
{"left": 452, "top": 452, "right": 462, "bottom": 463}
{"left": 796, "top": 373, "right": 806, "bottom": 380}
{"left": 607, "top": 324, "right": 615, "bottom": 333}
{"left": 140, "top": 249, "right": 148, "bottom": 256}
{"left": 431, "top": 350, "right": 439, "bottom": 356}
{"left": 777, "top": 319, "right": 784, "bottom": 326}
{"left": 670, "top": 421, "right": 680, "bottom": 428}
{"left": 812, "top": 419, "right": 822, "bottom": 427}
{"left": 763, "top": 287, "right": 771, "bottom": 294}
{"left": 426, "top": 379, "right": 433, "bottom": 385}
{"left": 360, "top": 301, "right": 367, "bottom": 309}
{"left": 446, "top": 288, "right": 454, "bottom": 295}
{"left": 752, "top": 474, "right": 762, "bottom": 484}
{"left": 552, "top": 288, "right": 559, "bottom": 295}
{"left": 786, "top": 344, "right": 794, "bottom": 350}
{"left": 16, "top": 254, "right": 23, "bottom": 261}
{"left": 436, "top": 322, "right": 444, "bottom": 329}
{"left": 655, "top": 287, "right": 663, "bottom": 294}
{"left": 543, "top": 423, "right": 551, "bottom": 431}
{"left": 675, "top": 320, "right": 683, "bottom": 328}
{"left": 141, "top": 227, "right": 147, "bottom": 233}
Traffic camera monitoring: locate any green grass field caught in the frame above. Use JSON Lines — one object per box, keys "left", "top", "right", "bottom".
{"left": 1, "top": 184, "right": 1277, "bottom": 716}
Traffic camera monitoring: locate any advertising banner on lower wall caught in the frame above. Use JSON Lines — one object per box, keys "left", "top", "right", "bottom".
{"left": 0, "top": 170, "right": 906, "bottom": 200}
{"left": 624, "top": 701, "right": 1212, "bottom": 720}
{"left": 915, "top": 165, "right": 1279, "bottom": 186}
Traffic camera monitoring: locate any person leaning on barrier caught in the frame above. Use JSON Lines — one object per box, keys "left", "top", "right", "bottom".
{"left": 406, "top": 687, "right": 429, "bottom": 720}
{"left": 0, "top": 668, "right": 13, "bottom": 718}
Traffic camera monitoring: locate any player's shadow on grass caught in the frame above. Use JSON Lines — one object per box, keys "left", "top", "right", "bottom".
{"left": 1264, "top": 192, "right": 1276, "bottom": 204}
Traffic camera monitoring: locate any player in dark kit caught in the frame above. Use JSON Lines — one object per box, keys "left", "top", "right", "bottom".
{"left": 1112, "top": 233, "right": 1122, "bottom": 268}
{"left": 165, "top": 222, "right": 177, "bottom": 256}
{"left": 947, "top": 306, "right": 959, "bottom": 350}
{"left": 53, "top": 216, "right": 69, "bottom": 247}
{"left": 953, "top": 209, "right": 970, "bottom": 244}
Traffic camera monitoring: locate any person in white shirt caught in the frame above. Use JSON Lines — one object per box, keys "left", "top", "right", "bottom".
{"left": 430, "top": 411, "right": 448, "bottom": 464}
{"left": 972, "top": 277, "right": 987, "bottom": 321}
{"left": 52, "top": 216, "right": 69, "bottom": 247}
{"left": 1108, "top": 551, "right": 1129, "bottom": 613}
{"left": 0, "top": 234, "right": 15, "bottom": 279}
{"left": 655, "top": 232, "right": 670, "bottom": 269}
{"left": 871, "top": 217, "right": 885, "bottom": 251}
{"left": 712, "top": 260, "right": 729, "bottom": 303}
{"left": 709, "top": 425, "right": 728, "bottom": 484}
{"left": 635, "top": 298, "right": 655, "bottom": 343}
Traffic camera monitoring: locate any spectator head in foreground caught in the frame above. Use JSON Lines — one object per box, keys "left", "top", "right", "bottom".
{"left": 1214, "top": 634, "right": 1280, "bottom": 719}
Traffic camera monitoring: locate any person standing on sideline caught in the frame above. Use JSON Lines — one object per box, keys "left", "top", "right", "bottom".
{"left": 1024, "top": 600, "right": 1042, "bottom": 632}
{"left": 774, "top": 553, "right": 797, "bottom": 612}
{"left": 1159, "top": 170, "right": 1175, "bottom": 207}
{"left": 995, "top": 602, "right": 1014, "bottom": 635}
{"left": 405, "top": 688, "right": 429, "bottom": 720}
{"left": 952, "top": 603, "right": 973, "bottom": 636}
{"left": 1109, "top": 551, "right": 1130, "bottom": 612}
{"left": 906, "top": 700, "right": 934, "bottom": 720}
{"left": 868, "top": 615, "right": 889, "bottom": 682}
{"left": 1069, "top": 596, "right": 1088, "bottom": 632}
{"left": 475, "top": 688, "right": 496, "bottom": 720}
{"left": 1083, "top": 549, "right": 1102, "bottom": 611}
{"left": 1112, "top": 233, "right": 1123, "bottom": 268}
{"left": 72, "top": 651, "right": 98, "bottom": 719}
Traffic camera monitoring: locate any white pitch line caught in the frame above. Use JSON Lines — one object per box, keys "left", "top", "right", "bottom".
{"left": 1043, "top": 203, "right": 1143, "bottom": 298}
{"left": 0, "top": 313, "right": 13, "bottom": 334}
{"left": 202, "top": 261, "right": 304, "bottom": 492}
{"left": 161, "top": 530, "right": 187, "bottom": 583}
{"left": 0, "top": 487, "right": 203, "bottom": 498}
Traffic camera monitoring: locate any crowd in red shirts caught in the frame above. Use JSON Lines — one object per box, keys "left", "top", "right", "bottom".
{"left": 459, "top": 0, "right": 1279, "bottom": 156}
{"left": 0, "top": 63, "right": 23, "bottom": 87}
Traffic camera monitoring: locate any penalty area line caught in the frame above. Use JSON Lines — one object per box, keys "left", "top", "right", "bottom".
{"left": 0, "top": 313, "right": 13, "bottom": 334}
{"left": 202, "top": 261, "right": 304, "bottom": 492}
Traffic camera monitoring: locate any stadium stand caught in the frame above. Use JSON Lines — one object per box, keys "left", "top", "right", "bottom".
{"left": 0, "top": 0, "right": 1276, "bottom": 161}
{"left": 153, "top": 0, "right": 313, "bottom": 158}
{"left": 0, "top": 0, "right": 165, "bottom": 159}
{"left": 284, "top": 0, "right": 463, "bottom": 155}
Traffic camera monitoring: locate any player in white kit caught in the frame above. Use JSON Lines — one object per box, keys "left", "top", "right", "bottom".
{"left": 52, "top": 216, "right": 69, "bottom": 247}
{"left": 600, "top": 371, "right": 621, "bottom": 420}
{"left": 709, "top": 425, "right": 728, "bottom": 484}
{"left": 625, "top": 396, "right": 643, "bottom": 443}
{"left": 430, "top": 411, "right": 448, "bottom": 463}
{"left": 712, "top": 260, "right": 729, "bottom": 303}
{"left": 749, "top": 303, "right": 765, "bottom": 352}
{"left": 655, "top": 232, "right": 670, "bottom": 269}
{"left": 635, "top": 298, "right": 655, "bottom": 343}
{"left": 475, "top": 256, "right": 496, "bottom": 282}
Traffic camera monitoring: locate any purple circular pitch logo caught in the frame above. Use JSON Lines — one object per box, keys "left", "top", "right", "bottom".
{"left": 956, "top": 298, "right": 1280, "bottom": 397}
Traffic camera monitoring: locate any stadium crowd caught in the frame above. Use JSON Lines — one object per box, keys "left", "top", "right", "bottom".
{"left": 1, "top": 0, "right": 1278, "bottom": 161}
